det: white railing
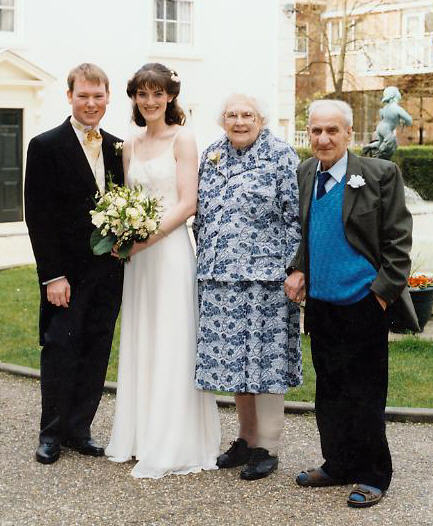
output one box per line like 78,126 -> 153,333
357,33 -> 433,75
294,131 -> 370,149
294,131 -> 310,148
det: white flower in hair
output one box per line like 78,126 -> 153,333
347,174 -> 366,188
170,70 -> 180,83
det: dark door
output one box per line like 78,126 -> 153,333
0,109 -> 23,222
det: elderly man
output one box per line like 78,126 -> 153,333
285,99 -> 417,507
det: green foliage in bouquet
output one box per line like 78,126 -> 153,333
89,178 -> 162,259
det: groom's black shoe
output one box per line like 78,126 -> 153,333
240,447 -> 278,480
217,438 -> 252,468
62,437 -> 104,457
36,441 -> 60,464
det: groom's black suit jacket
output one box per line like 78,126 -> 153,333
25,117 -> 124,344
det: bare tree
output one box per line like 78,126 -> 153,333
296,0 -> 383,98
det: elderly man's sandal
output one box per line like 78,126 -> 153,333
296,467 -> 340,487
347,484 -> 383,508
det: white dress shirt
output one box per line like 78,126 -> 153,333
314,151 -> 348,198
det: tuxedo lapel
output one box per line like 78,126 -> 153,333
101,130 -> 115,175
58,118 -> 99,195
343,151 -> 364,226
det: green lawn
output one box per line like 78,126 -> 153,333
1,265 -> 432,407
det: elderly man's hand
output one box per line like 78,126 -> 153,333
284,270 -> 305,303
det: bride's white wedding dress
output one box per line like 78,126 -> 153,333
105,132 -> 220,478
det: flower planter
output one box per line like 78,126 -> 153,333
409,288 -> 433,332
390,287 -> 433,333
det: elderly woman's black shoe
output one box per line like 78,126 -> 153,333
216,438 -> 252,468
240,447 -> 278,480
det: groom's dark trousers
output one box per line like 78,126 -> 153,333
25,118 -> 124,443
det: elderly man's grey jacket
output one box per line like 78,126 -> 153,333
292,150 -> 419,332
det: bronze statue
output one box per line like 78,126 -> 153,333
362,87 -> 412,160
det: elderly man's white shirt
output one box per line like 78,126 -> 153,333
315,151 -> 348,198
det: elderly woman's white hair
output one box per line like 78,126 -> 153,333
217,93 -> 270,127
308,99 -> 353,127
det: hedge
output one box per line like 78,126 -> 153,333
294,145 -> 433,200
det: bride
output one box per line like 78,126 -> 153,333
105,63 -> 220,478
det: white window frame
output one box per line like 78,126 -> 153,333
327,18 -> 358,54
148,0 -> 202,61
154,0 -> 193,45
295,23 -> 308,57
0,0 -> 23,47
403,11 -> 426,36
327,20 -> 342,54
0,0 -> 16,34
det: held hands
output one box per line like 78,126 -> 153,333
46,278 -> 71,308
111,231 -> 166,259
284,271 -> 306,303
111,240 -> 149,259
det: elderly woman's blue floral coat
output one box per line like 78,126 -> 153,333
193,129 -> 303,393
193,128 -> 301,280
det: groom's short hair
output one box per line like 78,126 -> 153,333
67,63 -> 109,93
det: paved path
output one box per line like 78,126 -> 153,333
1,372 -> 432,526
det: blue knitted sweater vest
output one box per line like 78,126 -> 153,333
308,176 -> 377,305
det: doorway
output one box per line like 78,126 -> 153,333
0,108 -> 23,222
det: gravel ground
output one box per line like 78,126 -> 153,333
1,372 -> 432,526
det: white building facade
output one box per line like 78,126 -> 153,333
0,0 -> 296,226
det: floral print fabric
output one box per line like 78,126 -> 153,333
195,280 -> 302,393
194,129 -> 302,394
193,128 -> 301,282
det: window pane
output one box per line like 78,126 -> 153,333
155,21 -> 164,42
179,22 -> 191,43
178,1 -> 192,22
166,0 -> 177,21
166,21 -> 176,42
155,0 -> 164,19
0,9 -> 14,31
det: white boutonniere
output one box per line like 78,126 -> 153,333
113,141 -> 123,157
207,150 -> 221,165
347,174 -> 366,188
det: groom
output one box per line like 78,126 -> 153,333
25,63 -> 124,464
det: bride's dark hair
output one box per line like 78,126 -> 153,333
127,63 -> 185,127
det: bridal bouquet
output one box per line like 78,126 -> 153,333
90,181 -> 162,259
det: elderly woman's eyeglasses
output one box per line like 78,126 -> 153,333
224,111 -> 256,124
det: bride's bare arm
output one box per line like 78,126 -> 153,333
129,128 -> 198,256
122,139 -> 132,184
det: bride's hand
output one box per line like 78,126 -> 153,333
111,244 -> 119,258
128,240 -> 147,257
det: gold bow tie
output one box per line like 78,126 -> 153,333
83,129 -> 103,150
85,129 -> 102,142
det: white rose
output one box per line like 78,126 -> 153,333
115,196 -> 127,208
144,218 -> 157,233
106,207 -> 119,218
91,211 -> 106,228
126,207 -> 139,218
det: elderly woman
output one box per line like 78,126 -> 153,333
193,93 -> 302,480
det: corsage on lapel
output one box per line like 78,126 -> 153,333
207,150 -> 221,165
113,141 -> 123,157
347,174 -> 366,189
